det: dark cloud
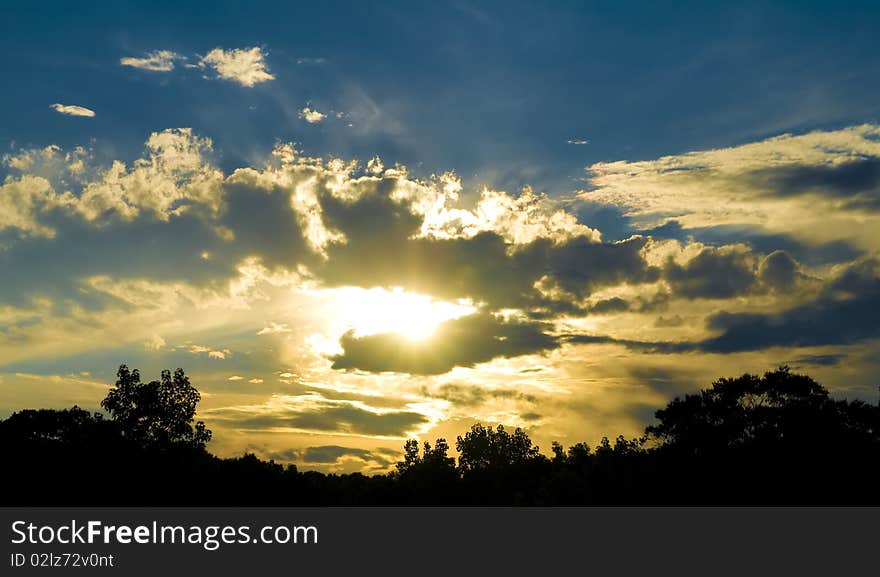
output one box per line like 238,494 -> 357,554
213,400 -> 430,437
577,201 -> 863,269
587,297 -> 630,314
0,174 -> 322,313
421,383 -> 537,407
302,445 -> 375,463
662,246 -> 807,300
792,354 -> 846,367
641,220 -> 861,267
758,250 -> 804,291
697,259 -> 879,352
3,158 -> 659,331
266,445 -> 398,467
747,158 -> 880,205
321,230 -> 535,309
265,448 -> 300,462
318,185 -> 659,314
518,235 -> 659,300
303,445 -> 398,468
219,178 -> 313,269
664,246 -> 758,299
569,259 -> 880,354
330,312 -> 559,374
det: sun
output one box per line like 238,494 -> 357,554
320,286 -> 476,341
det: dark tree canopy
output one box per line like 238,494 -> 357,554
101,365 -> 212,449
645,366 -> 879,454
0,406 -> 108,444
455,423 -> 541,472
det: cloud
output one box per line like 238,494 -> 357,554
186,345 -> 230,359
567,258 -> 880,355
0,133 -> 660,370
50,103 -> 95,117
421,383 -> 537,407
663,245 -> 759,299
81,128 -> 223,221
583,124 -> 880,253
7,121 -> 880,460
2,134 -> 635,321
207,394 -> 431,437
120,50 -> 181,72
330,312 -> 559,374
637,218 -> 860,267
144,334 -> 166,350
302,445 -> 374,463
792,354 -> 846,367
314,181 -> 654,315
567,139 -> 589,145
198,47 -> 274,87
3,126 -> 875,387
696,258 -> 880,352
299,107 -> 326,124
747,158 -> 880,203
227,375 -> 243,381
0,175 -> 59,237
257,322 -> 291,335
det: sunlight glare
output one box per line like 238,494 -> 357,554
321,287 -> 476,341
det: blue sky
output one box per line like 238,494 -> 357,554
4,1 -> 879,193
2,1 -> 880,471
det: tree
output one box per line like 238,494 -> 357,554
396,439 -> 422,474
645,366 -> 879,454
455,423 -> 540,473
395,438 -> 455,474
101,364 -> 212,449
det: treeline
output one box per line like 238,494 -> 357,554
1,366 -> 878,505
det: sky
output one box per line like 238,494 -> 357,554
2,0 -> 880,472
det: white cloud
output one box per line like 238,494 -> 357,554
50,103 -> 95,117
228,375 -> 244,381
299,107 -> 327,124
257,322 -> 292,335
0,175 -> 60,237
76,128 -> 223,221
198,47 -> 275,87
144,334 -> 166,350
582,124 -> 880,251
567,139 -> 589,145
184,344 -> 230,359
120,50 -> 182,72
248,378 -> 264,384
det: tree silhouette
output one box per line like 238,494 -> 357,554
101,364 -> 212,449
455,423 -> 541,472
645,366 -> 878,454
2,364 -> 878,505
